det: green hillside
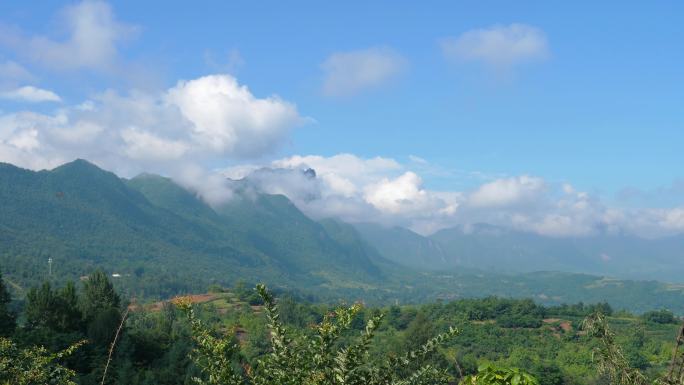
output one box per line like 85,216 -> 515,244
0,160 -> 385,298
2,159 -> 684,314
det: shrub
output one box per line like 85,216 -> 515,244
175,284 -> 462,385
0,337 -> 85,385
642,309 -> 679,325
461,364 -> 540,385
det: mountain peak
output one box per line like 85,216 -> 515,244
53,158 -> 103,173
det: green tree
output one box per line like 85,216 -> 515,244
25,282 -> 58,329
25,281 -> 83,333
0,273 -> 15,337
642,309 -> 678,324
81,270 -> 121,322
55,281 -> 83,332
0,337 -> 84,385
460,364 -> 540,385
176,284 -> 461,385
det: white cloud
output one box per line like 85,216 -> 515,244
1,0 -> 137,71
230,154 -> 460,233
408,155 -> 428,164
167,75 -> 302,157
220,154 -> 684,238
469,175 -> 546,207
364,172 -> 428,214
273,153 -> 401,185
0,73 -> 305,200
120,127 -> 189,160
0,86 -> 62,103
441,23 -> 549,71
321,47 -> 406,96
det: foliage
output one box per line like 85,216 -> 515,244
4,267 -> 684,385
5,160 -> 684,313
25,281 -> 82,332
176,284 -> 462,385
582,312 -> 684,385
0,337 -> 84,385
460,364 -> 540,385
0,273 -> 15,337
81,270 -> 121,321
642,310 -> 679,325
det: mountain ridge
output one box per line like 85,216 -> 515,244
2,159 -> 684,313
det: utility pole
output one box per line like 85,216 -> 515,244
48,257 -> 53,276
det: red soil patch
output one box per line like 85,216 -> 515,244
559,321 -> 572,332
543,318 -> 572,332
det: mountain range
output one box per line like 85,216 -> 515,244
2,159 -> 684,313
355,222 -> 684,282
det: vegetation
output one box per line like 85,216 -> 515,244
583,312 -> 684,384
4,268 -> 684,384
3,160 -> 684,314
0,337 -> 84,385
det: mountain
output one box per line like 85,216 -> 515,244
3,159 -> 684,313
0,160 -> 386,298
353,221 -> 684,282
352,223 -> 449,270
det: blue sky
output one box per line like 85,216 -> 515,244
1,1 -> 683,236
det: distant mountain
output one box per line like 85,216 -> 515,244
352,223 -> 449,270
353,221 -> 684,282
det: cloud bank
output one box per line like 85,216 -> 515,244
218,154 -> 684,239
0,73 -> 304,203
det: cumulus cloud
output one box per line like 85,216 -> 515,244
1,0 -> 137,71
167,75 -> 301,157
225,154 -> 462,233
0,73 -> 305,200
441,23 -> 549,71
469,175 -> 546,207
223,155 -> 684,239
321,47 -> 407,96
364,172 -> 428,214
0,86 -> 62,103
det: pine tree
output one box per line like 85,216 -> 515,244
25,281 -> 57,329
80,270 -> 121,322
0,272 -> 15,337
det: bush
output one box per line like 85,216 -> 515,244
0,337 -> 84,385
176,284 -> 462,385
641,309 -> 679,324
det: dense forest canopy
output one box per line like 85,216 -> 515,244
2,272 -> 684,384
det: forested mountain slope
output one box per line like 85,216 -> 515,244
0,160 -> 385,298
2,159 -> 684,313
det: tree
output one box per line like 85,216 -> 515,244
642,309 -> 678,324
175,284 -> 462,385
0,337 -> 84,385
55,281 -> 83,333
81,270 -> 121,322
0,273 -> 15,337
460,364 -> 540,385
25,282 -> 58,329
25,281 -> 83,333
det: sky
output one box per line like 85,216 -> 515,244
0,1 -> 683,237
